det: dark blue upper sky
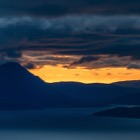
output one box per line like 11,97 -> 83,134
0,0 -> 140,16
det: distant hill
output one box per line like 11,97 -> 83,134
109,91 -> 140,106
93,107 -> 140,119
50,82 -> 140,107
113,80 -> 140,88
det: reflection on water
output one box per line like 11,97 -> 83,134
0,108 -> 139,140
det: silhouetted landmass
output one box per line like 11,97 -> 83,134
50,82 -> 140,107
0,62 -> 74,109
0,62 -> 140,110
109,92 -> 140,106
93,107 -> 140,119
113,80 -> 140,88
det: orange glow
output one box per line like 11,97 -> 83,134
29,65 -> 140,83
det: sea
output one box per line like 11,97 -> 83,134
0,107 -> 140,140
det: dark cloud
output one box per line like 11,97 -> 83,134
83,56 -> 131,69
71,56 -> 100,66
0,0 -> 140,17
58,45 -> 140,60
22,63 -> 36,69
127,63 -> 140,69
4,50 -> 22,58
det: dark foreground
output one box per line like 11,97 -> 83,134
0,108 -> 140,140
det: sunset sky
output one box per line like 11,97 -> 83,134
1,0 -> 140,83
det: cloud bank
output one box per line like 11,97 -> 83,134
0,0 -> 140,70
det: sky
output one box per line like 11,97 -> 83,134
1,0 -> 140,83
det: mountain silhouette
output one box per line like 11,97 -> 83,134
0,62 -> 71,109
113,80 -> 140,88
50,82 -> 140,107
0,62 -> 140,110
109,91 -> 140,106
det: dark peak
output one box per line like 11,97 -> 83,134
113,80 -> 140,89
113,80 -> 140,84
0,62 -> 22,69
0,62 -> 32,77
